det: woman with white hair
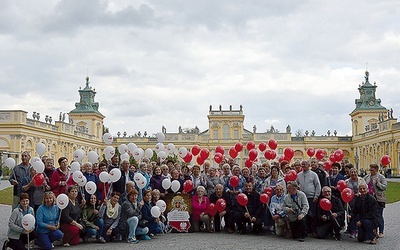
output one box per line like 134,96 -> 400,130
191,186 -> 211,232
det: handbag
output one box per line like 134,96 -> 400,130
138,219 -> 149,228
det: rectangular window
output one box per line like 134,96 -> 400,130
214,130 -> 218,139
234,130 -> 239,139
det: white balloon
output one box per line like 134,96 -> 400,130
178,147 -> 188,158
4,158 -> 15,169
157,151 -> 167,162
35,142 -> 46,157
166,143 -> 176,155
56,194 -> 69,210
30,157 -> 41,165
78,176 -> 87,187
120,152 -> 130,161
156,200 -> 167,212
70,162 -> 81,173
102,133 -> 113,145
104,146 -> 115,160
85,181 -> 97,195
118,144 -> 128,154
72,170 -> 84,183
162,178 -> 171,190
127,143 -> 137,154
134,173 -> 147,189
21,214 -> 35,231
132,148 -> 143,161
144,148 -> 154,159
73,149 -> 85,162
151,206 -> 161,218
171,180 -> 180,193
156,132 -> 165,143
109,168 -> 121,183
99,171 -> 110,183
32,161 -> 45,173
155,143 -> 165,153
87,151 -> 99,164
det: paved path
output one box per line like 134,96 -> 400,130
1,201 -> 399,250
1,179 -> 399,249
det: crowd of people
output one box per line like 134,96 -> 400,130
4,151 -> 388,249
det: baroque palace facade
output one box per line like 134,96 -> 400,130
0,72 -> 399,175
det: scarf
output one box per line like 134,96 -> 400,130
106,201 -> 120,220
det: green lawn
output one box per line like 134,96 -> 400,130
0,181 -> 399,205
0,186 -> 13,205
386,181 -> 400,204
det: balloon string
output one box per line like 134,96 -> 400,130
27,232 -> 30,250
329,210 -> 340,227
58,208 -> 62,224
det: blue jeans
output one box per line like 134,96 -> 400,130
357,219 -> 375,242
35,230 -> 64,250
377,206 -> 384,234
127,216 -> 149,239
85,218 -> 105,238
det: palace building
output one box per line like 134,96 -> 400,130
0,72 -> 398,175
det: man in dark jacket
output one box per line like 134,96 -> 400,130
233,181 -> 262,234
210,184 -> 233,233
349,182 -> 380,244
315,186 -> 345,240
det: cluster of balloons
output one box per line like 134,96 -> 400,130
207,198 -> 227,217
161,178 -> 181,193
150,197 -> 167,218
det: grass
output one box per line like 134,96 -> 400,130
0,186 -> 13,205
386,181 -> 400,204
0,182 -> 399,206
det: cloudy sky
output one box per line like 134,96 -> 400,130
1,0 -> 399,137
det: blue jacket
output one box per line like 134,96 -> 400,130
36,204 -> 60,234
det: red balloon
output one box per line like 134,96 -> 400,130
336,180 -> 347,192
33,173 -> 45,187
264,187 -> 274,197
329,154 -> 337,163
315,149 -> 326,160
246,141 -> 256,151
196,156 -> 205,165
258,142 -> 267,152
319,198 -> 332,211
237,193 -> 248,206
207,203 -> 218,217
216,198 -> 227,213
248,149 -> 258,161
183,180 -> 194,193
214,152 -> 224,164
264,150 -> 276,160
324,161 -> 333,171
260,193 -> 270,204
191,145 -> 201,156
306,148 -> 315,158
283,147 -> 295,160
268,139 -> 278,150
215,145 -> 225,155
199,148 -> 210,160
341,188 -> 354,203
229,176 -> 239,188
229,147 -> 238,159
334,149 -> 344,162
234,142 -> 243,152
278,155 -> 285,163
285,170 -> 298,182
245,158 -> 253,168
183,152 -> 193,163
381,155 -> 391,166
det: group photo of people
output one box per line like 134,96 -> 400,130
3,141 -> 388,249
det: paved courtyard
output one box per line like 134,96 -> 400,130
1,180 -> 399,249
